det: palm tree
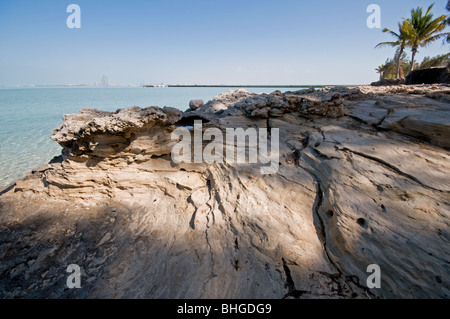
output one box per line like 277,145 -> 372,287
403,4 -> 449,73
447,0 -> 450,42
375,64 -> 386,80
376,21 -> 411,78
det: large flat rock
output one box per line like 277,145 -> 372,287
0,85 -> 449,299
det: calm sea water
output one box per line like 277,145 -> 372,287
0,86 -> 296,187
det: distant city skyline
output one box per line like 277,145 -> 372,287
0,0 -> 448,86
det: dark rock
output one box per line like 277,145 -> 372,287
406,67 -> 450,85
371,78 -> 406,86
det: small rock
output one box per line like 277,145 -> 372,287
189,99 -> 204,110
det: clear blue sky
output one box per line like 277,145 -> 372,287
0,0 -> 448,86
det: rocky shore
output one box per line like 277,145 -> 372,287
0,84 -> 449,299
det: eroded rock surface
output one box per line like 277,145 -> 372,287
0,85 -> 449,299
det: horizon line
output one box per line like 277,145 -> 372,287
0,83 -> 368,88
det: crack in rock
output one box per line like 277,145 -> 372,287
340,146 -> 446,193
281,258 -> 310,299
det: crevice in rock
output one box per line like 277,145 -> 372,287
347,112 -> 391,131
202,172 -> 217,273
175,115 -> 210,127
189,211 -> 196,230
282,258 -> 296,292
310,147 -> 339,161
375,108 -> 393,127
302,134 -> 310,149
281,258 -> 310,299
206,178 -> 212,193
310,177 -> 341,273
194,249 -> 201,261
347,114 -> 372,126
205,225 -> 215,271
318,127 -> 326,142
340,146 -> 445,193
213,193 -> 226,226
233,257 -> 240,271
317,271 -> 376,298
0,184 -> 16,197
300,159 -> 373,297
277,174 -> 315,193
292,149 -> 301,163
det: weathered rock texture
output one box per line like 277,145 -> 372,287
0,85 -> 449,299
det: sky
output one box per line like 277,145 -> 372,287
0,0 -> 449,86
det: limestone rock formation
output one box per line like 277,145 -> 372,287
0,85 -> 449,299
50,106 -> 182,160
186,88 -> 345,119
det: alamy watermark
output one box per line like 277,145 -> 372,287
66,264 -> 81,289
65,4 -> 381,30
366,264 -> 381,289
171,121 -> 280,175
367,4 -> 381,29
66,4 -> 81,29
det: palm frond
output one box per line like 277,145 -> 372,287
375,41 -> 399,48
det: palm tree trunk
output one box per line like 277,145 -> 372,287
409,48 -> 417,73
399,65 -> 404,78
396,46 -> 404,78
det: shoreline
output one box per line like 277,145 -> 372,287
2,84 -> 363,89
145,84 -> 336,88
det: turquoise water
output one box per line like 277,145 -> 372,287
0,86 -> 296,187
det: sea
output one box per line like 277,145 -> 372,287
0,86 -> 300,187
